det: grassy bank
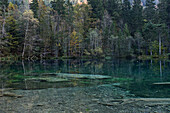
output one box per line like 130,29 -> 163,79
138,55 -> 169,60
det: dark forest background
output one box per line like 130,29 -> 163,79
0,0 -> 169,60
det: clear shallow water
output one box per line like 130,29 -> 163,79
0,59 -> 170,98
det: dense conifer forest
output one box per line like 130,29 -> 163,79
0,0 -> 169,60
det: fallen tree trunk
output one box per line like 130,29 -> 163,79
40,73 -> 112,79
0,92 -> 23,98
98,98 -> 170,106
0,88 -> 14,92
113,98 -> 170,101
153,82 -> 170,85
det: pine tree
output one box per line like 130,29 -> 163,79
124,24 -> 130,37
30,0 -> 39,18
131,0 -> 143,34
144,0 -> 157,23
157,0 -> 168,24
142,22 -> 158,55
21,10 -> 39,59
0,0 -> 9,38
167,0 -> 170,26
3,2 -> 20,55
88,0 -> 104,20
106,0 -> 120,21
167,0 -> 170,52
157,0 -> 169,55
0,0 -> 8,9
122,0 -> 131,27
38,0 -> 52,58
101,10 -> 113,54
51,0 -> 66,16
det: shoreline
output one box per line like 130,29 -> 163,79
0,55 -> 169,62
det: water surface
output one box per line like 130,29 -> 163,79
0,59 -> 170,98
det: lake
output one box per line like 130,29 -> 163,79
0,59 -> 170,98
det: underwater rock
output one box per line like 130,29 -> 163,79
26,77 -> 69,83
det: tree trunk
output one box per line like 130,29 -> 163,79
159,32 -> 161,55
160,60 -> 162,80
168,25 -> 170,53
150,48 -> 152,56
68,26 -> 71,57
22,21 -> 29,58
138,39 -> 140,55
2,5 -> 6,37
128,40 -> 131,53
53,15 -> 58,58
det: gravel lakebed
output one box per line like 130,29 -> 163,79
0,84 -> 170,113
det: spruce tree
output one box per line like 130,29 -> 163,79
51,0 -> 66,16
30,0 -> 39,18
167,0 -> 170,37
131,0 -> 143,34
157,0 -> 168,24
88,0 -> 104,20
0,0 -> 8,9
122,0 -> 131,25
167,0 -> 170,52
144,0 -> 157,23
5,3 -> 20,55
106,0 -> 120,21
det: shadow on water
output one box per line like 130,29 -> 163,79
0,59 -> 170,98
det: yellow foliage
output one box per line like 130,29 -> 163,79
23,10 -> 39,24
69,31 -> 82,56
8,2 -> 15,11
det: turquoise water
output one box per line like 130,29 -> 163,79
0,59 -> 170,98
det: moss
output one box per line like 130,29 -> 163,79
8,74 -> 34,83
61,56 -> 77,59
7,79 -> 21,83
13,74 -> 27,79
0,56 -> 21,61
105,77 -> 133,82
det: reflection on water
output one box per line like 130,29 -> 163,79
0,59 -> 170,98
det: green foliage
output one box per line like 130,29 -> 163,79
0,0 -> 169,59
124,24 -> 130,37
105,77 -> 133,82
30,0 -> 39,18
0,0 -> 8,9
130,0 -> 143,34
106,0 -> 120,20
144,0 -> 157,22
51,0 -> 66,16
88,0 -> 104,20
4,34 -> 18,54
122,0 -> 131,26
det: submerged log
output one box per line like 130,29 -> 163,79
42,73 -> 112,79
25,73 -> 111,79
153,82 -> 170,85
0,92 -> 23,98
26,77 -> 69,83
0,88 -> 14,92
114,98 -> 170,101
98,98 -> 170,106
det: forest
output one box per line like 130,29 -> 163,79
0,0 -> 169,60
